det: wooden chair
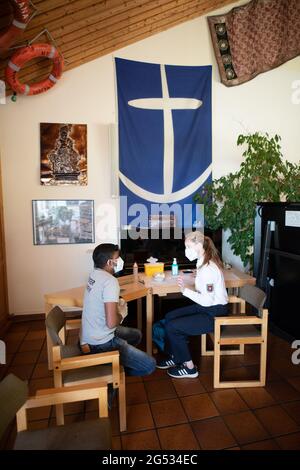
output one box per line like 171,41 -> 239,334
46,306 -> 126,432
201,294 -> 246,357
0,373 -> 111,450
213,285 -> 268,388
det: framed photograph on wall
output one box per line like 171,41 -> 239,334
40,123 -> 87,185
32,200 -> 94,245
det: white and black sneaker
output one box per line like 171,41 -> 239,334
156,358 -> 176,369
167,364 -> 198,378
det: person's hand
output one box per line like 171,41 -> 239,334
118,298 -> 128,322
177,276 -> 185,292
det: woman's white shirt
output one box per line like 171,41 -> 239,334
182,259 -> 228,307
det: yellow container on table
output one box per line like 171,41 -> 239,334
144,262 -> 164,277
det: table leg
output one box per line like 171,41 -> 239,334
146,289 -> 153,356
233,287 -> 239,314
234,287 -> 245,314
137,298 -> 142,331
45,302 -> 54,370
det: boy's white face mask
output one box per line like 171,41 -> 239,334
113,256 -> 124,273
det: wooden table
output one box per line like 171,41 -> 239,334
138,267 -> 255,354
44,268 -> 255,368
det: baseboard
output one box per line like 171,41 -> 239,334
10,313 -> 45,322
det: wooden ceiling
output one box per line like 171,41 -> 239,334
0,0 -> 238,95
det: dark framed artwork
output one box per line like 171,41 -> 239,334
40,123 -> 87,185
32,200 -> 94,245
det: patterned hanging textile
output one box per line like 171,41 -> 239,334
208,0 -> 300,86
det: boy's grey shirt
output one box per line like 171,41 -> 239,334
81,268 -> 120,345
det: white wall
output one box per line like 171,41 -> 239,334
0,0 -> 299,314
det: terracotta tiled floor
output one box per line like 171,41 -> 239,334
1,318 -> 300,450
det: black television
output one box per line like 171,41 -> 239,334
120,227 -> 222,274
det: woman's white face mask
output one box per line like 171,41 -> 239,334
113,256 -> 124,273
185,247 -> 198,261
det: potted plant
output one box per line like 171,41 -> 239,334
194,133 -> 300,269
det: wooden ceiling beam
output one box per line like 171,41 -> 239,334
12,0 -> 152,42
0,0 -> 191,75
52,0 -> 182,47
62,0 -> 224,62
1,0 -> 238,94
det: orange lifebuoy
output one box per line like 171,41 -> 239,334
0,0 -> 30,52
5,43 -> 64,95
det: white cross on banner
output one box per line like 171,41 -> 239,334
115,58 -> 212,228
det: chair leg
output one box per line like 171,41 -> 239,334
240,299 -> 246,314
137,298 -> 142,331
201,334 -> 213,356
55,405 -> 64,425
99,387 -> 108,418
213,320 -> 221,388
259,340 -> 267,386
54,371 -> 64,425
213,340 -> 221,389
118,371 -> 127,432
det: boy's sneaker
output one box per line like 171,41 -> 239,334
156,358 -> 176,369
167,364 -> 198,378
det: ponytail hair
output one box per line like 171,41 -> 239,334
202,236 -> 223,270
185,231 -> 223,270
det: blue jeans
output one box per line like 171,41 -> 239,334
88,326 -> 156,377
165,303 -> 228,364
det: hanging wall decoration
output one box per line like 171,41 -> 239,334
115,57 -> 212,228
208,0 -> 300,87
32,200 -> 94,245
40,123 -> 87,186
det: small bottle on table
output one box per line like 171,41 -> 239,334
133,262 -> 138,277
171,258 -> 178,276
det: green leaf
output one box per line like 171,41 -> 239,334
194,132 -> 300,269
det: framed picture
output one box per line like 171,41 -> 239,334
32,200 -> 94,245
40,123 -> 87,186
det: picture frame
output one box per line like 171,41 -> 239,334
40,123 -> 87,186
32,200 -> 94,245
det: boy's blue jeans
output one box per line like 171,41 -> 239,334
88,326 -> 156,377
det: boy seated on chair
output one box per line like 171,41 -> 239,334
80,243 -> 156,381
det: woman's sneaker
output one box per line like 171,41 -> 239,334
156,358 -> 176,369
167,364 -> 198,378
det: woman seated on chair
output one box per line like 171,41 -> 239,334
157,231 -> 228,378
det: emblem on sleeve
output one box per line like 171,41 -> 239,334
207,284 -> 214,292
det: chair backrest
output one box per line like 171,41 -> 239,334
239,285 -> 266,316
45,306 -> 66,346
0,374 -> 28,441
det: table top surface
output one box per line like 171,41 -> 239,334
45,268 -> 255,307
139,267 -> 255,289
